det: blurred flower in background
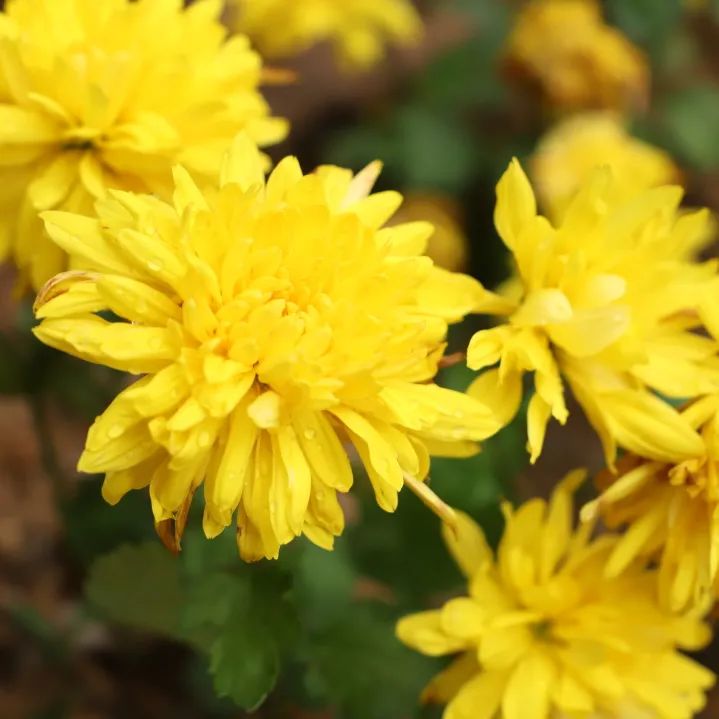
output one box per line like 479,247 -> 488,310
505,0 -> 649,112
530,113 -> 680,222
390,193 -> 469,271
228,0 -> 423,69
0,0 -> 287,291
398,473 -> 714,719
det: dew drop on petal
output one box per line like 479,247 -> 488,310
108,424 -> 125,439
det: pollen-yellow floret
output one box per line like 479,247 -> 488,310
32,135 -> 498,562
467,159 -> 719,464
397,473 -> 715,719
505,0 -> 649,112
531,113 -> 679,222
586,393 -> 719,613
0,0 -> 287,291
228,0 -> 422,69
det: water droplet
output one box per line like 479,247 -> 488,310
148,259 -> 164,272
108,424 -> 125,439
303,428 -> 317,441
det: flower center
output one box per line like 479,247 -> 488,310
532,619 -> 554,640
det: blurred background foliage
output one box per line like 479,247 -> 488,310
3,0 -> 719,717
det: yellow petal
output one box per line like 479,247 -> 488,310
276,424 -> 312,534
220,132 -> 266,191
511,288 -> 572,327
501,652 -> 555,719
396,611 -> 467,656
247,390 -> 282,429
172,165 -> 208,214
527,393 -> 552,463
418,267 -> 486,322
445,671 -> 507,719
467,326 -> 512,371
598,389 -> 704,462
442,510 -> 493,578
467,367 -> 523,432
421,652 -> 478,706
495,159 -> 537,251
96,274 -> 181,325
350,190 -> 403,229
34,318 -> 178,374
41,211 -> 136,275
34,277 -> 104,319
293,410 -> 353,492
204,400 -> 258,529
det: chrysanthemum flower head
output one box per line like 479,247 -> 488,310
397,473 -> 714,719
586,393 -> 719,613
0,0 -> 287,290
32,135 -> 498,561
505,0 -> 649,112
531,113 -> 679,222
228,0 -> 422,69
467,159 -> 719,463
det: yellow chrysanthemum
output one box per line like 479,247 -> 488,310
0,0 -> 287,291
585,393 -> 719,613
228,0 -> 422,69
32,135 -> 498,562
530,113 -> 679,222
505,0 -> 649,111
467,160 -> 719,464
397,473 -> 714,719
390,193 -> 469,272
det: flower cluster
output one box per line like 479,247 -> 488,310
467,159 -> 718,463
5,0 -> 719,715
586,393 -> 719,613
398,477 -> 714,719
228,0 -> 422,69
33,135 -> 496,560
505,0 -> 648,112
0,0 -> 287,290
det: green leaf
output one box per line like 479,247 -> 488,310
62,480 -> 153,567
181,557 -> 299,711
288,541 -> 355,629
305,603 -> 436,719
605,0 -> 682,57
327,105 -> 481,194
417,3 -> 511,111
657,84 -> 719,171
392,106 -> 480,192
85,541 -> 183,637
209,603 -> 280,711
